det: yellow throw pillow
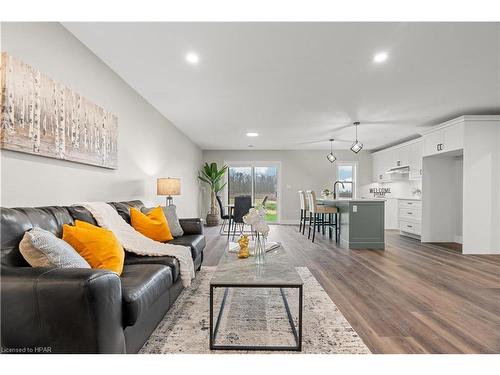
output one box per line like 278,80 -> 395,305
130,206 -> 173,242
62,220 -> 124,275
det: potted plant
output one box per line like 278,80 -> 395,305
198,162 -> 228,226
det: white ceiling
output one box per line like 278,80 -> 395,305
64,22 -> 500,151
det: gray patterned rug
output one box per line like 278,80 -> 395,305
140,266 -> 370,354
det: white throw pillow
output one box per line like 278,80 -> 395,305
19,227 -> 91,269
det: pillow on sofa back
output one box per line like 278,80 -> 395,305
19,227 -> 91,269
62,220 -> 125,275
141,205 -> 184,238
130,206 -> 174,242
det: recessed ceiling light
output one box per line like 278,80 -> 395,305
373,52 -> 388,63
185,52 -> 199,65
248,145 -> 255,148
246,132 -> 259,137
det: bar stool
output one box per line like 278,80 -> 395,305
305,190 -> 338,243
298,190 -> 309,235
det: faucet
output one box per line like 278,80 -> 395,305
333,181 -> 345,200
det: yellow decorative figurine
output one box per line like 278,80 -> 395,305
238,235 -> 250,258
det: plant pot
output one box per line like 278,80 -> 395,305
205,213 -> 220,227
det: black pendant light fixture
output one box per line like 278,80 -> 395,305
326,138 -> 337,163
350,121 -> 363,153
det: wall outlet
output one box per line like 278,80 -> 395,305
353,205 -> 358,213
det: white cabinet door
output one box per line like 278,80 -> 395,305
371,153 -> 381,182
423,130 -> 443,156
389,148 -> 399,169
372,151 -> 392,182
442,122 -> 464,152
409,141 -> 423,179
380,151 -> 392,181
423,123 -> 464,156
397,144 -> 410,167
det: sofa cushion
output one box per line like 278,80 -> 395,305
168,234 -> 205,261
142,205 -> 184,238
62,221 -> 125,275
130,207 -> 173,242
124,253 -> 180,283
120,264 -> 172,327
19,227 -> 90,269
108,201 -> 144,224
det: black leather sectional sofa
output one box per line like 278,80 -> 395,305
0,200 -> 205,353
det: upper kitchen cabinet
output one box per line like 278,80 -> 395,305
371,139 -> 422,182
422,118 -> 464,156
372,151 -> 389,182
408,140 -> 423,180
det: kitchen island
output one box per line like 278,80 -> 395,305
317,198 -> 385,250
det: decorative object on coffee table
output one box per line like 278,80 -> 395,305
157,177 -> 181,206
237,235 -> 250,258
0,53 -> 118,169
198,162 -> 228,227
243,207 -> 269,264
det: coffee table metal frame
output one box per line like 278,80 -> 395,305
209,282 -> 303,351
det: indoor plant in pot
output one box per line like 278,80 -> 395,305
198,162 -> 228,226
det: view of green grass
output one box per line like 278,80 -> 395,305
254,197 -> 277,222
263,200 -> 277,222
228,197 -> 278,222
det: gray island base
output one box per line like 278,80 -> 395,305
318,199 -> 385,250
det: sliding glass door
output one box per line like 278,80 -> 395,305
227,163 -> 280,222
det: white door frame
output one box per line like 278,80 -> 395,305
224,160 -> 282,224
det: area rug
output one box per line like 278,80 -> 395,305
140,266 -> 370,354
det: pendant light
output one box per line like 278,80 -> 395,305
326,138 -> 336,163
350,121 -> 363,153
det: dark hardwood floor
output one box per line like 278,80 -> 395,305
202,225 -> 500,354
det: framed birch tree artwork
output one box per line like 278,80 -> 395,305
0,52 -> 118,169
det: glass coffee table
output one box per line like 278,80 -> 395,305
209,247 -> 303,351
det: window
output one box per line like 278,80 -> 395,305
336,162 -> 357,198
227,163 -> 280,222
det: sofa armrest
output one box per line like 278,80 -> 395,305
179,218 -> 203,235
0,266 -> 125,353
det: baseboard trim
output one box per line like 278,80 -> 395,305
279,220 -> 300,225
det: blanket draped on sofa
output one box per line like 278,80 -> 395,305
79,202 -> 195,287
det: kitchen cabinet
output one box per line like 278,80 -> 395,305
423,121 -> 464,156
372,152 -> 387,182
394,146 -> 410,168
408,140 -> 423,179
399,199 -> 422,239
371,139 -> 422,182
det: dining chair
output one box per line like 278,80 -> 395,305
305,190 -> 338,243
216,195 -> 230,235
298,190 -> 309,235
230,195 -> 252,240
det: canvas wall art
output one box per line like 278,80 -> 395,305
0,52 -> 118,169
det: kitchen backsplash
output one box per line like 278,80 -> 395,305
360,180 -> 422,199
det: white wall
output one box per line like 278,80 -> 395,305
421,152 -> 463,243
202,149 -> 372,223
0,23 -> 202,216
463,120 -> 500,254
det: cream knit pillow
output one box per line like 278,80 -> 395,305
19,227 -> 91,268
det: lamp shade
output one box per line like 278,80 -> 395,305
157,178 -> 181,196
